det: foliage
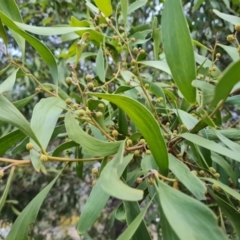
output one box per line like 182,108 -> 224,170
0,0 -> 240,239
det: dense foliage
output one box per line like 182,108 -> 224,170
0,0 -> 240,239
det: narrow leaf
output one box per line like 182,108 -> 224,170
0,94 -> 42,149
0,129 -> 25,156
65,111 -> 122,156
211,59 -> 240,107
155,179 -> 227,240
120,0 -> 128,26
0,11 -> 58,83
6,169 -> 63,240
213,9 -> 240,25
123,201 -> 151,240
181,133 -> 240,162
128,0 -> 147,14
0,68 -> 18,93
0,167 -> 15,212
117,199 -> 153,240
94,0 -> 113,16
162,0 -> 196,103
169,154 -> 206,200
139,60 -> 171,75
96,47 -> 105,82
30,97 -> 65,171
100,142 -> 143,201
90,93 -> 169,175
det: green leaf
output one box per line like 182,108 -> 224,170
181,133 -> 240,162
52,141 -> 79,157
123,201 -> 151,240
217,44 -> 239,61
169,154 -> 206,200
204,128 -> 240,141
117,199 -> 153,240
0,68 -> 18,93
211,152 -> 237,186
139,60 -> 171,75
96,47 -> 105,82
0,11 -> 58,83
77,151 -> 138,233
0,129 -> 25,156
152,17 -> 161,60
202,178 -> 240,201
128,0 -> 147,14
6,169 -> 63,240
192,80 -> 215,106
90,93 -> 169,175
162,0 -> 196,103
65,111 -> 122,156
209,189 -> 240,238
13,94 -> 37,110
77,178 -> 110,233
0,0 -> 22,22
0,167 -> 15,213
171,109 -> 198,130
14,22 -> 90,35
100,142 -> 143,201
94,0 -> 113,17
0,94 -> 42,149
211,59 -> 240,107
213,9 -> 240,25
155,179 -> 227,240
192,0 -> 205,11
120,0 -> 128,26
30,97 -> 65,171
0,18 -> 8,48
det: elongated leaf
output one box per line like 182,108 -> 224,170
209,189 -> 240,238
217,44 -> 239,61
90,93 -> 169,175
211,59 -> 240,107
211,152 -> 237,186
0,0 -> 24,52
30,97 -> 65,171
204,128 -> 240,141
152,17 -> 161,60
0,129 -> 25,156
139,60 -> 171,75
0,94 -> 41,148
169,154 -> 206,200
96,47 -> 105,82
65,111 -> 122,156
202,178 -> 240,201
0,18 -> 8,48
94,0 -> 113,16
77,179 -> 110,233
213,9 -> 240,25
0,167 -> 15,212
181,133 -> 240,162
0,68 -> 18,93
13,94 -> 37,110
162,0 -> 196,103
6,169 -> 63,240
213,129 -> 240,153
155,179 -> 227,240
14,22 -> 90,35
52,141 -> 79,157
192,80 -> 215,106
77,152 -> 135,234
121,0 -> 128,26
0,0 -> 22,22
123,201 -> 151,240
101,142 -> 143,201
128,0 -> 147,14
0,11 -> 58,83
117,199 -> 152,240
